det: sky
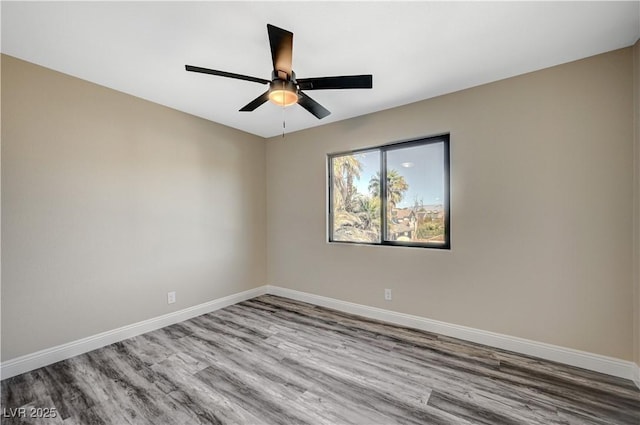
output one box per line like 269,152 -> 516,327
352,142 -> 445,208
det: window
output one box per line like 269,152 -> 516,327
328,134 -> 450,249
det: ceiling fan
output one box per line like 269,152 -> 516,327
185,24 -> 373,119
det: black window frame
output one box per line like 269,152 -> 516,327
328,134 -> 450,249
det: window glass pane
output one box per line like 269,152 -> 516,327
331,151 -> 381,243
385,142 -> 446,244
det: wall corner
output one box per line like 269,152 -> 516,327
633,38 -> 640,370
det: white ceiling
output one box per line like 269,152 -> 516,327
2,1 -> 639,138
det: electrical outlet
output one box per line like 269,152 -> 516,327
384,288 -> 392,301
167,291 -> 176,304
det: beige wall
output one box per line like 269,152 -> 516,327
267,48 -> 635,360
634,39 -> 640,368
1,55 -> 266,360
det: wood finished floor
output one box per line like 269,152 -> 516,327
1,295 -> 639,425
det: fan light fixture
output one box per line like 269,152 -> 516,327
268,80 -> 298,107
268,88 -> 298,106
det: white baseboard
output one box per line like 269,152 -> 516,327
0,286 -> 267,380
3,284 -> 638,388
266,285 -> 639,385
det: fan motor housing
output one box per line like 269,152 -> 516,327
269,78 -> 298,93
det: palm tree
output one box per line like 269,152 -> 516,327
368,169 -> 409,209
332,155 -> 363,212
369,169 -> 409,240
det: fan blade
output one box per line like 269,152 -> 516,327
297,75 -> 373,90
267,24 -> 293,78
239,90 -> 271,112
185,65 -> 269,85
298,92 -> 331,119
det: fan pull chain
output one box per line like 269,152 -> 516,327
282,80 -> 286,138
282,106 -> 286,138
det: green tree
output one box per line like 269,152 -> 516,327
333,155 -> 363,212
353,194 -> 380,232
368,169 -> 409,209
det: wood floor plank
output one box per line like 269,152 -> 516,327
2,295 -> 639,424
